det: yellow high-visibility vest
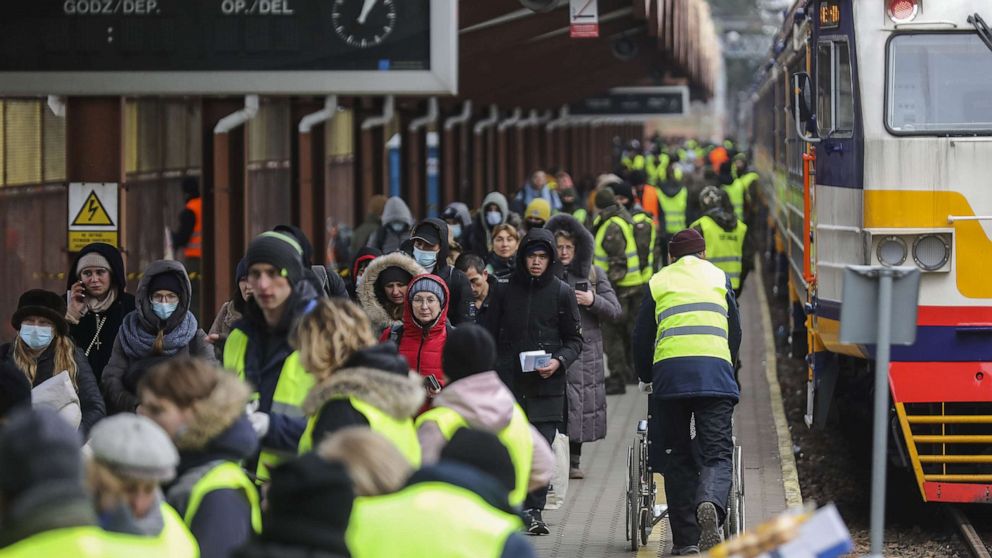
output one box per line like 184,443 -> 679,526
649,256 -> 732,365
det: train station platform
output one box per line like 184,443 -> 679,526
533,270 -> 802,556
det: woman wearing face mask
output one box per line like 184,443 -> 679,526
102,260 -> 216,414
357,252 -> 425,335
0,289 -> 106,433
207,257 -> 250,359
382,275 -> 451,393
486,224 -> 520,284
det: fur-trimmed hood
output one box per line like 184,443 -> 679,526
546,213 -> 594,279
176,372 -> 252,451
357,252 -> 426,331
303,366 -> 425,420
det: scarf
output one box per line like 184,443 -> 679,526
119,311 -> 198,360
85,289 -> 118,314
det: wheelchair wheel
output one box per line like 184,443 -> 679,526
627,443 -> 641,551
639,440 -> 654,546
724,445 -> 745,538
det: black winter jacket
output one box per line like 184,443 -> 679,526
483,229 -> 584,423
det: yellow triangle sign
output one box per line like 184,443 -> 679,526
72,191 -> 114,226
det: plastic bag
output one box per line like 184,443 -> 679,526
545,431 -> 570,510
32,371 -> 81,429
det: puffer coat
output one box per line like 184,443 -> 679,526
546,214 -> 622,443
380,274 -> 451,387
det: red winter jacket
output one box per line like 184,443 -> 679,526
379,274 -> 450,387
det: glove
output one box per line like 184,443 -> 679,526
248,412 -> 270,438
638,380 -> 653,394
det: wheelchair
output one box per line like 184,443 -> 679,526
625,409 -> 745,551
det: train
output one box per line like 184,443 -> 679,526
744,0 -> 992,503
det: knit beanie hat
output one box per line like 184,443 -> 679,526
246,231 -> 305,284
340,343 -> 410,377
594,188 -> 617,209
669,229 -> 706,260
610,181 -> 634,201
408,275 -> 446,309
88,414 -> 179,482
262,454 -> 354,556
76,252 -> 112,276
525,199 -> 551,222
0,361 -> 31,422
148,272 -> 184,297
442,325 -> 497,382
0,408 -> 84,501
440,429 -> 516,495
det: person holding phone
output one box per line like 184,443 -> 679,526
65,243 -> 137,384
546,214 -> 622,480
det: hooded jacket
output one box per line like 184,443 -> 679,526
403,218 -> 476,325
417,371 -> 554,491
65,243 -> 137,383
303,365 -> 425,451
545,214 -> 622,443
356,252 -> 426,335
101,261 -> 215,414
483,229 -> 584,423
165,373 -> 259,558
367,197 -> 413,254
442,202 -> 472,252
468,192 -> 512,255
381,274 -> 451,387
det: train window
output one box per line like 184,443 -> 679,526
816,39 -> 855,137
887,33 -> 992,134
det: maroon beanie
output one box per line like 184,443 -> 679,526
669,229 -> 706,259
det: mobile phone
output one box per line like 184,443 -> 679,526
424,375 -> 442,394
575,281 -> 589,292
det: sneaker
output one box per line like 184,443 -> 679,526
569,466 -> 584,479
696,502 -> 723,550
526,509 -> 550,536
671,545 -> 700,555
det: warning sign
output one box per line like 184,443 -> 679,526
68,183 -> 119,252
570,0 -> 599,39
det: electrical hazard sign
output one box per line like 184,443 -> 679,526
68,183 -> 119,252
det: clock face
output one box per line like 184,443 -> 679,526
332,0 -> 398,49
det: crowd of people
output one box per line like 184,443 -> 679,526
0,135 -> 761,557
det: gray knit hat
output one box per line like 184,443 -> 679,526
88,414 -> 179,482
408,275 -> 447,309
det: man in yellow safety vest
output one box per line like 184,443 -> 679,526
632,229 -> 742,554
690,187 -> 752,297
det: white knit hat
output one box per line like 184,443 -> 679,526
88,414 -> 178,482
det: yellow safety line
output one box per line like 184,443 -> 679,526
754,256 -> 804,507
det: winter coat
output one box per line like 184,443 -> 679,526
0,343 -> 105,434
208,300 -> 241,360
442,202 -> 473,253
417,371 -> 554,491
165,372 -> 259,558
546,214 -> 622,443
65,243 -> 137,383
367,197 -> 414,254
467,192 -> 511,255
402,218 -> 476,326
356,252 -> 426,335
486,251 -> 516,284
101,261 -> 215,414
381,274 -> 450,387
483,228 -> 584,423
303,363 -> 424,451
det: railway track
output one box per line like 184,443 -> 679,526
946,506 -> 992,558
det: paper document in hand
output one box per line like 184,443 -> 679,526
519,351 -> 552,372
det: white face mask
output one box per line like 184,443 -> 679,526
19,325 -> 54,351
486,211 -> 502,226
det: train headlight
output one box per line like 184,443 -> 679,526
876,236 -> 908,266
913,235 -> 950,271
887,0 -> 919,23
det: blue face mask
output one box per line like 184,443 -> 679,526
450,224 -> 463,239
152,301 -> 178,321
486,211 -> 502,226
413,247 -> 438,270
389,222 -> 407,233
19,325 -> 54,351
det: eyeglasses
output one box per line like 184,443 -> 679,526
152,293 -> 179,304
412,296 -> 439,307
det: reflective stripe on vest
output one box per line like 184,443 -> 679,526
184,461 -> 262,535
691,216 -> 747,290
722,180 -> 746,221
299,396 -> 422,467
593,215 -> 644,288
347,483 -> 523,558
658,188 -> 688,235
184,198 -> 203,259
416,404 -> 534,507
631,211 -> 657,282
649,256 -> 732,364
223,328 -> 314,482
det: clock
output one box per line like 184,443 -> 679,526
331,0 -> 398,49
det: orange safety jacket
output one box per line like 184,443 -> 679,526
185,198 -> 203,259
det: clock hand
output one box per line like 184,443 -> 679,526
357,0 -> 379,25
